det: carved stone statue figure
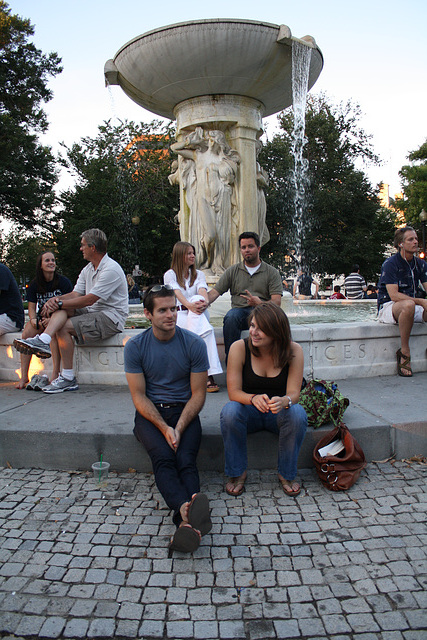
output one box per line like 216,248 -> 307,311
171,127 -> 240,276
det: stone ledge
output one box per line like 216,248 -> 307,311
1,321 -> 426,384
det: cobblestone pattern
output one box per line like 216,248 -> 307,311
0,461 -> 426,639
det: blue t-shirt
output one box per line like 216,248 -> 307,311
377,252 -> 427,308
0,264 -> 24,329
26,275 -> 73,315
124,326 -> 209,404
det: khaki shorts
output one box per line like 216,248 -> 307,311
378,300 -> 425,324
70,310 -> 121,344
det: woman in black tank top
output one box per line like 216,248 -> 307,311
220,302 -> 307,497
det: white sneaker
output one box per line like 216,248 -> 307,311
42,374 -> 79,394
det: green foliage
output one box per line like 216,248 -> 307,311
0,1 -> 62,229
2,230 -> 56,287
56,120 -> 179,283
260,94 -> 396,281
396,139 -> 427,227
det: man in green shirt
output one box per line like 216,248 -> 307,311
208,232 -> 282,358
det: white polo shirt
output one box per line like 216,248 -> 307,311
74,254 -> 128,329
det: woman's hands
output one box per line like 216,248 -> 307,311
187,299 -> 208,314
250,394 -> 290,414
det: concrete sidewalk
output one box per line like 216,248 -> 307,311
0,461 -> 426,639
1,374 -> 426,473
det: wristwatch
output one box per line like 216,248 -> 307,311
57,299 -> 63,309
285,395 -> 292,409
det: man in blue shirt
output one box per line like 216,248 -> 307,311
377,226 -> 427,377
124,284 -> 212,553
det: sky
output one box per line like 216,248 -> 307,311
8,0 -> 427,199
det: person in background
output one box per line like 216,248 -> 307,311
164,241 -> 222,393
344,264 -> 367,299
330,285 -> 346,300
207,232 -> 283,359
377,226 -> 427,377
0,264 -> 24,336
293,269 -> 319,299
16,252 -> 73,390
366,285 -> 378,299
127,275 -> 141,305
220,302 -> 307,497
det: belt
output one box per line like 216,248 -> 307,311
176,305 -> 188,312
154,402 -> 185,409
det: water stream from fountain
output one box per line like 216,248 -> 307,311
290,41 -> 312,265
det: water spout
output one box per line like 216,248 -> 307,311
290,40 -> 312,265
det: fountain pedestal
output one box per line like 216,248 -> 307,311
105,19 -> 323,276
174,95 -> 264,276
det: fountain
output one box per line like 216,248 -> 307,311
105,19 -> 323,278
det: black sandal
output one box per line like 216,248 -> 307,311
396,348 -> 413,377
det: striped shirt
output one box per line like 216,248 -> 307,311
344,272 -> 366,299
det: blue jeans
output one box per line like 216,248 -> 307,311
134,405 -> 201,526
220,401 -> 307,480
223,307 -> 252,357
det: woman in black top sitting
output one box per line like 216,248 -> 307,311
220,302 -> 307,496
16,252 -> 72,389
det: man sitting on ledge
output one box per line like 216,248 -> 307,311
124,284 -> 212,553
377,226 -> 427,377
207,231 -> 283,359
14,228 -> 128,393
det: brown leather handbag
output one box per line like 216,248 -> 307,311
313,422 -> 366,491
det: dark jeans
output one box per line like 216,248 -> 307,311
134,405 -> 201,527
223,307 -> 252,358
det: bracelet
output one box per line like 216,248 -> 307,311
250,394 -> 257,405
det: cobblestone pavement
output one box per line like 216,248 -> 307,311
0,461 -> 426,640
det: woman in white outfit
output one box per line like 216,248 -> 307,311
164,241 -> 223,392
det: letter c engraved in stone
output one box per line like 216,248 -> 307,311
325,345 -> 336,360
98,351 -> 109,366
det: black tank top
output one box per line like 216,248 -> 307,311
242,339 -> 289,397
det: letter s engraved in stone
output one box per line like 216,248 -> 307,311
359,343 -> 365,359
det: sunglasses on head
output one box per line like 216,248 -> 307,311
150,284 -> 174,293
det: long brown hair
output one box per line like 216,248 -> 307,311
248,302 -> 292,368
170,241 -> 197,288
33,251 -> 59,294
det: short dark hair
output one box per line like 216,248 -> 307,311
333,285 -> 341,292
394,226 -> 416,249
143,284 -> 175,314
352,264 -> 360,273
239,231 -> 260,247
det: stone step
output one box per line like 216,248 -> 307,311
1,375 -> 426,474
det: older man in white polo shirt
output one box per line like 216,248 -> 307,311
14,229 -> 128,393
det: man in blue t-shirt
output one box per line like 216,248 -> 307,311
124,284 -> 212,553
377,226 -> 427,377
0,264 -> 24,335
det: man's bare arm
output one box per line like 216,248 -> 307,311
125,371 -> 178,450
174,370 -> 207,445
207,288 -> 220,304
386,283 -> 427,310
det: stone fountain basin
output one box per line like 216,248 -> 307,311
106,19 -> 323,119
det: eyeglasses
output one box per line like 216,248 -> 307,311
150,284 -> 174,293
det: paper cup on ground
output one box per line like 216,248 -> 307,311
92,461 -> 110,486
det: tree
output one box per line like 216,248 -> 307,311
0,1 -> 62,229
56,120 -> 179,283
396,140 -> 427,227
2,230 -> 55,288
260,94 -> 396,281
